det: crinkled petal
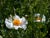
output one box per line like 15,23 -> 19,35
42,15 -> 46,22
21,17 -> 28,25
26,21 -> 28,24
13,14 -> 20,20
35,13 -> 40,16
13,25 -> 22,30
5,19 -> 13,29
8,17 -> 12,22
21,25 -> 27,30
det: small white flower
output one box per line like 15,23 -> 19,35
34,13 -> 46,23
5,14 -> 28,30
34,13 -> 41,22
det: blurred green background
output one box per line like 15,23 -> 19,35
0,0 -> 50,38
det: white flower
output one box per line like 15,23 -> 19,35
34,13 -> 41,22
5,14 -> 28,30
34,13 -> 46,23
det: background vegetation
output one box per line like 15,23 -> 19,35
0,0 -> 50,38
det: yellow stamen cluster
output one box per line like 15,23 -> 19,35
36,17 -> 41,20
13,19 -> 22,26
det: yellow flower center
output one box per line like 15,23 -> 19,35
13,19 -> 22,26
36,17 -> 41,20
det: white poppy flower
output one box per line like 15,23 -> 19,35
34,13 -> 46,23
5,14 -> 28,30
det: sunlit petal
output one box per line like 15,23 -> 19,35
21,25 -> 27,30
5,19 -> 13,29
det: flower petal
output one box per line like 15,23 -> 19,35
21,17 -> 28,25
13,14 -> 20,20
21,25 -> 27,30
42,15 -> 46,22
5,19 -> 13,29
13,25 -> 22,30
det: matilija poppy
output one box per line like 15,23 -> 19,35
5,14 -> 28,30
33,13 -> 46,23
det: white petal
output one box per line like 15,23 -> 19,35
8,17 -> 12,22
13,14 -> 20,19
26,21 -> 28,24
21,17 -> 28,24
5,19 -> 13,29
21,25 -> 27,30
42,15 -> 46,22
13,25 -> 22,30
36,20 -> 41,22
35,13 -> 40,16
